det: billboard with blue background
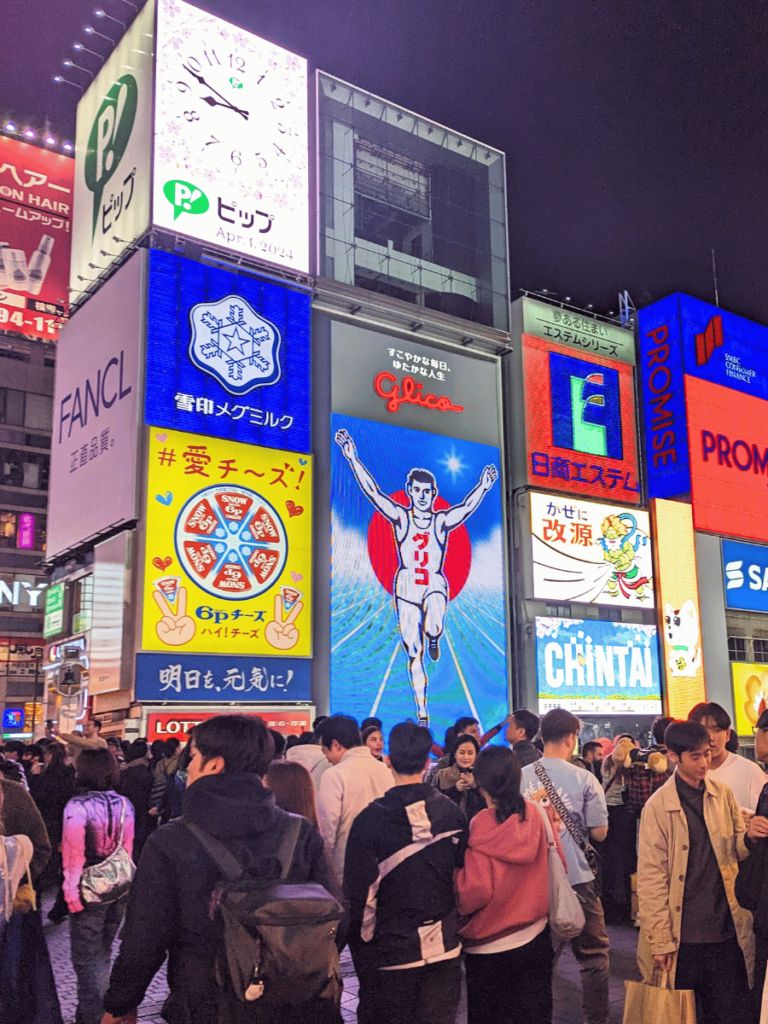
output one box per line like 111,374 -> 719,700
135,652 -> 310,703
722,539 -> 768,613
535,616 -> 662,715
330,412 -> 508,741
145,249 -> 311,452
639,292 -> 768,499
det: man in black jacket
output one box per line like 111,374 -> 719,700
101,715 -> 336,1024
344,721 -> 467,1024
505,708 -> 542,768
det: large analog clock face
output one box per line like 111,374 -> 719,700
154,0 -> 309,273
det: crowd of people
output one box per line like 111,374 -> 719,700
1,700 -> 768,1024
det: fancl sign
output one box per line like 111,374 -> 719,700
722,539 -> 768,613
535,616 -> 662,715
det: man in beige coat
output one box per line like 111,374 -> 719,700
637,720 -> 759,1023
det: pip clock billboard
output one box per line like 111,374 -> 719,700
522,334 -> 641,504
153,0 -> 308,273
141,428 -> 311,657
145,249 -> 310,451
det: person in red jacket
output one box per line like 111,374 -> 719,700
455,746 -> 564,1024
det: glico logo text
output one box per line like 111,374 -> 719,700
373,372 -> 464,414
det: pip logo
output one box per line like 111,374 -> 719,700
549,352 -> 623,459
188,295 -> 281,396
695,315 -> 724,366
725,560 -> 744,590
84,74 -> 138,239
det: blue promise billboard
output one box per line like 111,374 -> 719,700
145,249 -> 311,452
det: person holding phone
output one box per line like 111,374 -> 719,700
436,733 -> 485,820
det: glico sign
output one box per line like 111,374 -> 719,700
373,372 -> 465,415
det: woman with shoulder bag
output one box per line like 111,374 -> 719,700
455,746 -> 566,1024
62,748 -> 135,1024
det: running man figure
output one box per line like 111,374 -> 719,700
335,428 -> 498,725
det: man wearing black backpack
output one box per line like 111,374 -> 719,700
344,721 -> 468,1024
101,714 -> 341,1024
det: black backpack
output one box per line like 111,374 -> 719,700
186,814 -> 343,1014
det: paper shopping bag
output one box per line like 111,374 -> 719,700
623,976 -> 696,1024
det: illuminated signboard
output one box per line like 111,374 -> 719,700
722,539 -> 768,613
141,427 -> 312,657
48,251 -> 143,559
70,0 -> 154,300
639,293 -> 768,499
145,707 -> 312,742
145,250 -> 310,451
530,493 -> 654,607
17,513 -> 35,550
686,375 -> 768,542
43,582 -> 65,638
520,296 -> 635,364
2,708 -> 24,731
535,616 -> 662,715
522,334 -> 641,504
0,136 -> 73,341
135,652 -> 310,702
330,320 -> 501,446
651,498 -> 706,718
153,0 -> 308,274
330,412 -> 508,739
731,662 -> 768,738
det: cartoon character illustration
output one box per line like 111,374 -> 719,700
741,670 -> 768,727
599,513 -> 649,601
265,593 -> 304,651
664,599 -> 702,676
153,586 -> 196,646
334,428 -> 497,725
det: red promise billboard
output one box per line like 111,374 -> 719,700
0,137 -> 74,341
686,375 -> 768,542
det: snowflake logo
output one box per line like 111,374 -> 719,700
188,295 -> 281,395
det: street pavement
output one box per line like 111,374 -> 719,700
43,891 -> 641,1024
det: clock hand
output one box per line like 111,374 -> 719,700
201,95 -> 249,120
182,63 -> 249,118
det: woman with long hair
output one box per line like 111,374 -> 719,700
362,726 -> 384,761
62,748 -> 134,1024
455,746 -> 564,1024
436,732 -> 485,820
266,760 -> 319,828
29,741 -> 75,923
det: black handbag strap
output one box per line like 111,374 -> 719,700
534,760 -> 598,875
185,813 -> 303,882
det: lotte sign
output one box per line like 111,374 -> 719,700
146,708 -> 312,742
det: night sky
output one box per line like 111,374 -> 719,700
3,0 -> 767,323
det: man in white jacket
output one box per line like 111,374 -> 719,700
285,729 -> 331,792
316,715 -> 393,882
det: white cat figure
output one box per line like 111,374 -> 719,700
665,599 -> 702,677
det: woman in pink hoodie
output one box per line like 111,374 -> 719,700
455,746 -> 565,1024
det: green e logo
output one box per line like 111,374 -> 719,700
84,74 -> 138,239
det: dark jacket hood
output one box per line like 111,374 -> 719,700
182,772 -> 282,841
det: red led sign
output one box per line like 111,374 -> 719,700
686,375 -> 768,542
522,334 -> 641,504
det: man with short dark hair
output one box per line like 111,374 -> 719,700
580,741 -> 604,779
58,717 -> 108,752
344,723 -> 467,1024
102,715 -> 335,1024
505,708 -> 542,767
521,708 -> 610,1024
688,701 -> 766,811
637,720 -> 756,1024
316,715 -> 393,881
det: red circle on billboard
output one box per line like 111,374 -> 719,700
366,490 -> 472,599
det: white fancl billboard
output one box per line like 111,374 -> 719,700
48,251 -> 145,558
70,0 -> 154,301
152,0 -> 309,274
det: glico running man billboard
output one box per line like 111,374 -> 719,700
330,413 -> 507,737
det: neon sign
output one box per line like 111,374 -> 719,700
374,372 -> 465,414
